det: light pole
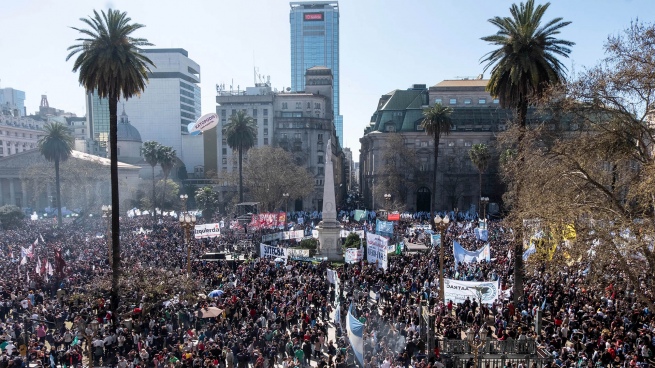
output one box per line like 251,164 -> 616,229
434,215 -> 450,302
179,213 -> 197,276
180,194 -> 188,213
480,197 -> 489,220
466,328 -> 487,368
282,193 -> 290,214
101,205 -> 112,266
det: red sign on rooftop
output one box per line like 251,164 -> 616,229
304,13 -> 323,21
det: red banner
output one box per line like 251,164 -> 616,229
250,212 -> 287,229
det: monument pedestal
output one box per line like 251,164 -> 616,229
317,224 -> 343,261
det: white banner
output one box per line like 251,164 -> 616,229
443,278 -> 500,305
260,243 -> 286,258
312,230 -> 319,239
366,233 -> 388,271
283,230 -> 304,240
345,248 -> 364,264
194,223 -> 221,239
340,229 -> 365,238
453,241 -> 491,265
286,248 -> 310,257
327,268 -> 337,284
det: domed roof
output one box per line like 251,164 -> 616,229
117,107 -> 142,143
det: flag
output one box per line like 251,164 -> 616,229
20,247 -> 28,265
40,234 -> 45,243
36,257 -> 42,276
33,238 -> 38,246
40,258 -> 47,276
55,249 -> 66,274
326,269 -> 337,284
522,243 -> 537,261
46,261 -> 54,276
346,304 -> 364,367
333,302 -> 341,326
541,298 -> 547,310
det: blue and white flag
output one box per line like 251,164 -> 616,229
522,243 -> 537,261
474,228 -> 488,241
453,241 -> 490,265
346,304 -> 364,367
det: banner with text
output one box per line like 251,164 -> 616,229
340,229 -> 365,238
431,234 -> 441,247
194,223 -> 221,239
345,248 -> 364,264
453,241 -> 491,265
260,243 -> 286,258
444,278 -> 500,305
366,233 -> 388,271
250,212 -> 287,229
375,220 -> 394,236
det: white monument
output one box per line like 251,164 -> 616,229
317,139 -> 343,261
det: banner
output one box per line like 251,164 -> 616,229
283,230 -> 304,240
453,241 -> 490,265
366,233 -> 388,271
250,212 -> 287,229
375,220 -> 394,236
286,248 -> 310,258
444,278 -> 500,305
522,243 -> 536,261
431,234 -> 441,247
345,248 -> 364,264
354,210 -> 367,222
194,223 -> 221,239
327,268 -> 337,284
387,212 -> 400,221
312,230 -> 319,239
260,243 -> 286,258
346,304 -> 365,367
340,229 -> 365,238
474,228 -> 488,241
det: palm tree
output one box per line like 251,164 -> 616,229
468,143 -> 491,213
141,141 -> 160,217
421,103 -> 453,213
224,110 -> 257,203
481,0 -> 573,302
157,145 -> 177,210
67,9 -> 154,320
38,122 -> 74,227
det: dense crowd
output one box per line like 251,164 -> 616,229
0,210 -> 653,368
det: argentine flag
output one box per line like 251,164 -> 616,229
346,304 -> 365,367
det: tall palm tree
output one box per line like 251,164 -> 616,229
67,9 -> 154,320
225,110 -> 257,203
38,122 -> 74,227
468,143 -> 491,213
141,141 -> 160,217
481,0 -> 573,302
421,103 -> 453,213
157,145 -> 177,210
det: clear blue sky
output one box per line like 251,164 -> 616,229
0,0 -> 649,157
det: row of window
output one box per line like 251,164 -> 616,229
220,109 -> 270,118
0,131 -> 34,138
281,102 -> 321,110
435,98 -> 500,105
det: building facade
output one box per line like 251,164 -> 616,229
0,116 -> 43,158
0,88 -> 26,117
87,48 -> 203,171
359,78 -> 511,214
205,67 -> 344,211
290,1 -> 343,147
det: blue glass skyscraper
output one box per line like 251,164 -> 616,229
290,1 -> 342,147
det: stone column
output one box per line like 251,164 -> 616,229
9,179 -> 15,206
0,179 -> 4,205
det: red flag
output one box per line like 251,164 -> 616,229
55,249 -> 66,274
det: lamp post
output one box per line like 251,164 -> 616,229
433,215 -> 450,302
282,193 -> 290,214
179,213 -> 197,276
466,328 -> 486,368
480,197 -> 489,220
180,194 -> 188,213
101,205 -> 112,266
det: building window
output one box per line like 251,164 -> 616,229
294,133 -> 301,140
493,99 -> 500,104
263,109 -> 268,116
222,158 -> 227,164
385,124 -> 396,132
252,109 -> 258,117
449,98 -> 457,105
263,118 -> 268,126
221,110 -> 226,117
318,167 -> 324,175
231,109 -> 236,116
448,141 -> 455,147
222,148 -> 227,155
464,141 -> 472,147
464,99 -> 472,105
318,133 -> 323,142
435,98 -> 442,104
315,103 -> 321,109
264,138 -> 269,145
478,99 -> 486,104
282,103 -> 288,110
295,102 -> 302,109
420,141 -> 428,147
307,102 -> 311,109
318,155 -> 324,164
264,128 -> 268,136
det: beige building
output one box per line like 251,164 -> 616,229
0,115 -> 44,158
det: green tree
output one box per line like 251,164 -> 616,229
299,238 -> 318,256
421,103 -> 453,212
67,8 -> 154,320
225,110 -> 257,203
343,232 -> 361,249
481,0 -> 573,302
141,141 -> 160,218
157,145 -> 177,211
195,186 -> 220,219
468,143 -> 491,212
38,122 -> 74,227
0,205 -> 24,230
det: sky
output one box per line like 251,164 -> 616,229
1,0 -> 651,158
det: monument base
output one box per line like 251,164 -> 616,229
317,225 -> 343,262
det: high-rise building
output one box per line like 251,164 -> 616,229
87,48 -> 203,170
289,1 -> 342,147
0,88 -> 26,117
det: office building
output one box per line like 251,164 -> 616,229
289,1 -> 343,147
0,88 -> 26,117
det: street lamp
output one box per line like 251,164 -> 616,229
480,197 -> 489,220
180,194 -> 189,213
433,215 -> 450,302
282,193 -> 290,214
179,213 -> 197,276
466,328 -> 486,368
101,205 -> 112,266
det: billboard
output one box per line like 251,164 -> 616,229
304,12 -> 324,21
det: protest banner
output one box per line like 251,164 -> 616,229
345,248 -> 364,264
194,223 -> 220,239
443,278 -> 500,305
452,241 -> 491,265
366,233 -> 388,271
259,243 -> 286,258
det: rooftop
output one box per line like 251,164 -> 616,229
432,79 -> 489,88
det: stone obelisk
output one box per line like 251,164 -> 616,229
317,139 -> 343,261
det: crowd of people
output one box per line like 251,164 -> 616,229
0,209 -> 652,368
